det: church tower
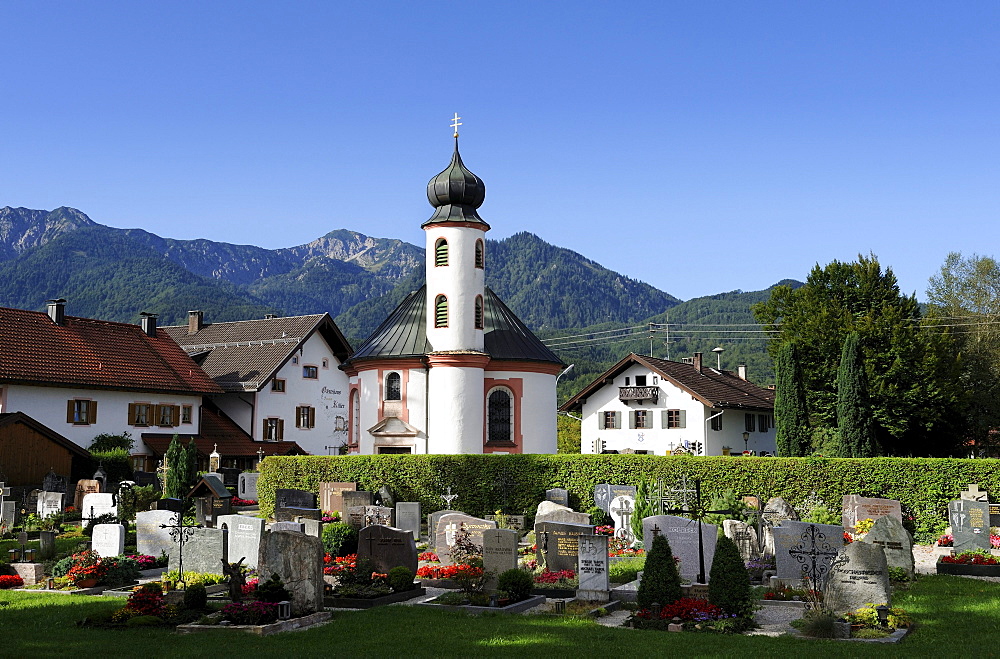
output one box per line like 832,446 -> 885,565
423,116 -> 490,453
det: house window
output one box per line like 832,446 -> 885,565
263,418 -> 284,441
711,414 -> 723,431
487,387 -> 514,444
635,375 -> 647,387
475,239 -> 484,269
600,411 -> 620,430
653,376 -> 658,385
67,399 -> 96,425
157,404 -> 179,427
303,365 -> 318,379
474,296 -> 484,330
296,406 -> 316,429
435,295 -> 448,328
181,405 -> 193,424
663,409 -> 686,429
745,413 -> 756,433
758,414 -> 772,432
624,377 -> 630,386
271,378 -> 286,392
631,410 -> 652,429
292,356 -> 298,364
322,358 -> 329,369
385,372 -> 401,401
435,238 -> 449,266
129,403 -> 151,426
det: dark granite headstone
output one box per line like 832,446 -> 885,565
950,499 -> 991,552
358,525 -> 418,576
132,471 -> 161,491
536,521 -> 593,572
594,484 -> 637,514
275,488 -> 316,509
276,506 -> 321,522
43,470 -> 68,493
154,498 -> 184,512
643,515 -> 718,584
347,506 -> 366,530
545,488 -> 569,507
218,467 -> 241,490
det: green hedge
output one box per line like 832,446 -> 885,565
258,455 -> 1000,536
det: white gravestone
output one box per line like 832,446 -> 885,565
81,493 -> 117,521
609,495 -> 636,544
577,534 -> 610,602
37,492 -> 63,518
92,523 -> 125,558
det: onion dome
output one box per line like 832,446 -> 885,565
423,138 -> 490,228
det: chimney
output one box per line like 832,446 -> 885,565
47,299 -> 66,326
693,352 -> 702,373
737,364 -> 747,380
188,310 -> 204,335
140,312 -> 158,337
264,313 -> 277,320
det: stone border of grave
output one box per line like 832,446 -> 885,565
936,560 -> 1000,577
416,594 -> 546,615
176,611 -> 332,636
786,623 -> 914,644
416,578 -> 459,589
532,599 -> 621,619
101,583 -> 228,598
324,587 -> 427,609
758,599 -> 808,610
13,584 -> 110,596
531,587 -> 578,598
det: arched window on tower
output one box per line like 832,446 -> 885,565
487,387 -> 514,444
385,372 -> 401,401
435,295 -> 448,328
475,239 -> 484,269
474,295 -> 484,330
435,238 -> 449,267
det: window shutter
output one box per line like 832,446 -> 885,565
277,418 -> 284,440
67,400 -> 75,423
128,403 -> 136,424
90,401 -> 97,424
598,414 -> 605,430
309,407 -> 315,427
629,411 -> 636,429
171,405 -> 180,426
263,418 -> 269,439
678,410 -> 686,428
613,412 -> 621,429
295,407 -> 302,428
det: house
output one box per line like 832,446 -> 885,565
0,301 -> 222,472
162,311 -> 353,455
0,412 -> 92,486
340,132 -> 564,454
560,352 -> 777,456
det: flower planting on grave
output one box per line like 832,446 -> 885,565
81,581 -> 218,629
0,574 -> 24,589
161,571 -> 226,587
630,598 -> 738,631
418,551 -> 439,562
533,569 -> 577,589
760,585 -> 821,601
940,550 -> 1000,565
426,527 -> 500,607
329,555 -> 396,599
323,553 -> 356,576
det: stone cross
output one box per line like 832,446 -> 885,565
665,479 -> 733,584
961,484 -> 989,502
444,521 -> 458,547
610,497 -> 635,543
440,486 -> 458,508
788,524 -> 843,588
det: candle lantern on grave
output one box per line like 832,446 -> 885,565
209,444 -> 221,474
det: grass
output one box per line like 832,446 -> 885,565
1,574 -> 998,657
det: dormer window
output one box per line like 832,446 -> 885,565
435,238 -> 449,267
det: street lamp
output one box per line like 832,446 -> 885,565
742,431 -> 751,454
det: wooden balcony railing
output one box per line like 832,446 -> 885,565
618,386 -> 659,403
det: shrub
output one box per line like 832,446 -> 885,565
221,601 -> 278,625
89,432 -> 134,453
183,583 -> 208,610
117,485 -> 161,523
163,571 -> 226,587
88,448 -> 133,485
708,535 -> 754,619
496,568 -> 533,602
101,556 -> 140,587
636,534 -> 682,609
255,574 -> 291,603
387,566 -> 415,592
83,513 -> 119,537
321,522 -> 358,556
799,608 -> 838,638
703,489 -> 753,528
609,556 -> 645,584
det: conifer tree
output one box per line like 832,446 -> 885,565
164,434 -> 185,499
774,341 -> 810,456
181,438 -> 199,492
636,534 -> 682,609
837,332 -> 878,457
708,535 -> 754,619
631,479 -> 654,542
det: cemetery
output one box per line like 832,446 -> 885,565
3,452 -> 1000,653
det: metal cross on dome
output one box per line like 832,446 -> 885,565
451,113 -> 462,137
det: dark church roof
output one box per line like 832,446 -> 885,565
346,286 -> 561,366
422,138 -> 490,228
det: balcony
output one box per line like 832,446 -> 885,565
618,386 -> 659,404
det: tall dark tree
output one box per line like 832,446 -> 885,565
164,434 -> 185,499
182,439 -> 199,493
774,341 -> 810,456
837,332 -> 878,457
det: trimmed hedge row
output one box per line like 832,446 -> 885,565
258,455 -> 1000,539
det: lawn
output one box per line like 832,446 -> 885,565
1,575 -> 997,657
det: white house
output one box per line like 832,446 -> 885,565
340,133 -> 564,454
561,352 -> 777,456
162,311 -> 353,456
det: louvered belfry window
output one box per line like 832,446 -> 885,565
435,295 -> 448,327
475,295 -> 484,329
475,239 -> 484,269
435,238 -> 449,266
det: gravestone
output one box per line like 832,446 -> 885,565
37,491 -> 63,518
395,502 -> 421,540
346,507 -> 366,530
772,521 -> 844,585
238,473 -> 260,501
258,530 -> 324,615
0,482 -> 14,528
723,519 -> 760,563
168,527 -> 226,574
218,514 -> 265,569
300,518 -> 324,538
960,484 -> 989,502
92,523 -> 126,558
270,521 -> 305,533
435,513 -> 497,565
358,525 -> 418,576
376,485 -> 395,508
24,489 -> 41,517
535,500 -> 590,526
274,488 -> 316,521
278,507 -> 321,522
577,534 -> 610,601
545,488 -> 570,507
343,491 -> 373,528
136,510 -> 179,559
536,521 -> 593,573
43,470 -> 68,493
482,528 -> 519,589
823,541 -> 891,615
643,515 -> 717,584
319,481 -> 355,515
485,514 -> 526,531
949,499 -> 991,553
609,494 -> 636,543
862,515 -> 915,578
81,492 -> 117,521
594,484 -> 637,514
428,509 -> 461,550
132,471 -> 161,491
364,505 -> 393,528
73,479 -> 101,510
841,495 -> 903,533
218,467 -> 241,491
38,531 -> 56,560
762,497 -> 798,526
154,498 -> 184,512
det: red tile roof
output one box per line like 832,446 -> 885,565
140,406 -> 306,458
0,307 -> 222,395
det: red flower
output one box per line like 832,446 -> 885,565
0,575 -> 24,589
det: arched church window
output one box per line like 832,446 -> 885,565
474,296 -> 484,330
385,372 -> 401,401
435,238 -> 449,267
487,387 -> 513,444
475,239 -> 484,269
435,295 -> 448,328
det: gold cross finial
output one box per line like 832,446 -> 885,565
450,112 -> 462,138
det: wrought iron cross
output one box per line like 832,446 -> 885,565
788,524 -> 842,588
665,479 -> 733,584
161,516 -> 202,588
440,486 -> 458,507
451,113 -> 462,137
656,475 -> 696,515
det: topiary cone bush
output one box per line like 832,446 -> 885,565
708,535 -> 754,620
636,534 -> 682,609
496,568 -> 534,603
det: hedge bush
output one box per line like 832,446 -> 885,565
258,455 -> 1000,537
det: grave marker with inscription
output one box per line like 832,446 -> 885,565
136,510 -> 179,558
823,541 -> 891,615
81,492 -> 117,521
395,502 -> 421,540
482,528 -> 519,589
577,534 -> 610,601
92,523 -> 125,558
594,484 -> 637,514
320,482 -> 356,515
949,499 -> 991,553
841,495 -> 902,533
643,515 -> 717,584
428,509 -> 461,550
545,488 -> 569,507
357,525 -> 418,575
435,513 -> 497,565
536,521 -> 593,573
861,515 -> 914,578
218,514 -> 265,568
772,521 -> 844,585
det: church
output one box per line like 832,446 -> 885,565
341,122 -> 563,454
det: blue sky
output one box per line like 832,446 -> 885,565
1,2 -> 997,301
